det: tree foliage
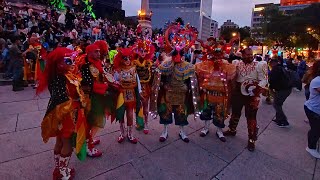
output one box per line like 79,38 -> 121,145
262,3 -> 320,50
220,26 -> 251,43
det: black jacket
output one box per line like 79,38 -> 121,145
269,64 -> 291,91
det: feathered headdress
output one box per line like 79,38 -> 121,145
164,23 -> 198,62
94,40 -> 109,56
198,36 -> 239,61
133,39 -> 155,60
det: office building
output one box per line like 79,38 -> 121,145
210,20 -> 219,38
149,0 -> 213,40
220,20 -> 239,31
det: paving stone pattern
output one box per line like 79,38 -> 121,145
0,86 -> 318,180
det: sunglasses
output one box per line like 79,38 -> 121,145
64,57 -> 75,65
123,56 -> 130,61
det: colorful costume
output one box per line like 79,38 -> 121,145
224,48 -> 268,151
195,38 -> 236,142
37,47 -> 89,180
132,39 -> 155,134
150,23 -> 199,143
23,35 -> 47,86
113,47 -> 144,144
80,44 -> 116,157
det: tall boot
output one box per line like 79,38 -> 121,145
143,118 -> 149,134
200,120 -> 211,137
52,152 -> 60,180
118,122 -> 125,143
159,124 -> 168,142
127,126 -> 138,144
179,126 -> 189,143
57,154 -> 75,180
86,133 -> 102,157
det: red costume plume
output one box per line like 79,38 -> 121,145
133,39 -> 155,60
94,40 -> 109,56
113,47 -> 133,70
198,38 -> 226,61
36,47 -> 74,95
164,23 -> 198,62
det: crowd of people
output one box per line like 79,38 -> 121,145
0,1 -> 139,88
0,2 -> 320,180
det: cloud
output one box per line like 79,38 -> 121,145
122,0 -> 141,17
122,0 -> 280,26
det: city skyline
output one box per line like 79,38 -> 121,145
122,0 -> 280,27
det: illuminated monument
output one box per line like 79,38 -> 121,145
138,0 -> 153,37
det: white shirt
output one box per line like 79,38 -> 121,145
233,60 -> 268,88
57,14 -> 65,25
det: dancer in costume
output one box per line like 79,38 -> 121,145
37,47 -> 89,180
196,38 -> 236,142
223,48 -> 268,151
23,34 -> 47,87
132,39 -> 155,134
113,47 -> 144,144
150,23 -> 199,143
94,40 -> 120,122
80,44 -> 112,157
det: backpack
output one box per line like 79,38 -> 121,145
282,67 -> 302,90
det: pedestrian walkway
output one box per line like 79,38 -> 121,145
0,85 -> 318,180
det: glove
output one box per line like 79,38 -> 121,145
248,86 -> 256,96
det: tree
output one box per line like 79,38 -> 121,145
220,26 -> 251,43
262,3 -> 320,51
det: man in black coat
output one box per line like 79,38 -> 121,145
269,59 -> 292,127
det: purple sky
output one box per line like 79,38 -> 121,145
122,0 -> 280,27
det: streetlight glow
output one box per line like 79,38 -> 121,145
232,33 -> 237,37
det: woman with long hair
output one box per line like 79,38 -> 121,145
304,60 -> 320,159
37,47 -> 89,179
302,60 -> 320,100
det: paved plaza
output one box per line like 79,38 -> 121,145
0,85 -> 318,180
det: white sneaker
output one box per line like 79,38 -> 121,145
306,147 -> 320,159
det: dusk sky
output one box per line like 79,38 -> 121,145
122,0 -> 280,27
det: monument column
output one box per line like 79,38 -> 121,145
138,0 -> 152,37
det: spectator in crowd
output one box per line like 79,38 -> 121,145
0,38 -> 8,72
303,60 -> 320,100
269,59 -> 292,127
286,57 -> 297,71
9,35 -> 24,91
304,60 -> 320,159
297,55 -> 307,79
